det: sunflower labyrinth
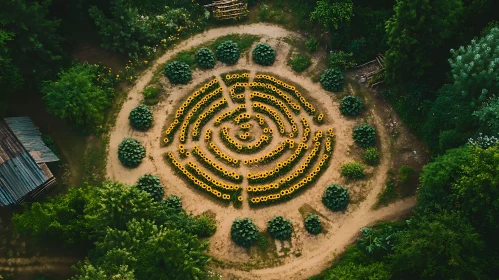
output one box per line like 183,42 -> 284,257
164,72 -> 335,207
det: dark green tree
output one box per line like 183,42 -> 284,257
310,0 -> 353,30
384,0 -> 463,84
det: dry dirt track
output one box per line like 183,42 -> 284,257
106,23 -> 416,279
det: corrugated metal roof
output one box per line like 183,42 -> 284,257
0,120 -> 54,206
4,117 -> 59,163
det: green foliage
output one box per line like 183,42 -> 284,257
129,104 -> 153,131
163,61 -> 192,85
341,162 -> 366,180
340,95 -> 364,116
12,188 -> 91,245
375,179 -> 399,208
322,184 -> 349,211
231,218 -> 259,247
474,96 -> 499,134
257,4 -> 287,25
267,216 -> 293,240
0,0 -> 64,85
289,54 -> 312,72
397,165 -> 416,185
357,226 -> 395,259
304,214 -> 322,235
195,47 -> 215,69
42,63 -> 113,127
449,27 -> 499,102
118,138 -> 146,168
390,211 -> 487,279
364,147 -> 380,166
305,37 -> 319,53
310,0 -> 353,30
320,68 -> 344,92
353,124 -> 376,147
328,51 -> 355,70
135,174 -> 165,201
252,43 -> 276,66
143,86 -> 161,105
162,195 -> 183,213
321,260 -> 391,280
384,0 -> 463,84
193,215 -> 217,238
89,1 -> 204,59
216,40 -> 240,65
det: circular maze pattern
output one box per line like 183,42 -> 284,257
163,72 -> 335,207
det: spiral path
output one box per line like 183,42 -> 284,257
106,23 -> 416,280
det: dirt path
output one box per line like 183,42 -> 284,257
106,23 -> 416,279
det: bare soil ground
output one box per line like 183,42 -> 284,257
106,23 -> 423,279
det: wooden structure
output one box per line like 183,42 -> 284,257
354,54 -> 385,88
204,0 -> 248,20
0,117 -> 59,206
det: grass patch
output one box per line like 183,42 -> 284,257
374,177 -> 399,209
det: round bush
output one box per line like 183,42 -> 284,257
341,162 -> 366,179
231,218 -> 259,247
163,61 -> 192,85
304,214 -> 322,235
216,40 -> 240,65
340,95 -> 364,116
162,194 -> 183,213
289,54 -> 311,72
136,173 -> 164,201
353,124 -> 376,147
193,215 -> 217,238
118,138 -> 146,168
320,68 -> 344,92
129,104 -> 153,131
322,184 -> 350,211
252,43 -> 276,66
267,216 -> 293,240
364,147 -> 380,166
196,47 -> 215,69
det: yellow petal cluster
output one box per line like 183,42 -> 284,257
214,104 -> 246,125
249,81 -> 301,113
252,102 -> 286,135
250,91 -> 298,135
191,98 -> 227,140
208,141 -> 240,166
220,126 -> 271,153
192,146 -> 242,182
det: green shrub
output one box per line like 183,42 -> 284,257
341,162 -> 366,179
322,184 -> 349,211
231,218 -> 259,247
329,51 -> 356,70
304,214 -> 322,235
252,43 -> 276,66
194,215 -> 217,238
163,61 -> 192,84
289,54 -> 312,72
340,95 -> 364,116
195,47 -> 215,69
118,138 -> 146,168
163,194 -> 183,212
353,124 -> 376,147
143,86 -> 160,99
320,68 -> 344,92
398,165 -> 417,184
364,147 -> 380,166
135,173 -> 164,201
306,37 -> 319,52
129,104 -> 153,131
216,40 -> 240,65
267,216 -> 293,240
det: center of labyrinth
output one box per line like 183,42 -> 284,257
163,72 -> 334,207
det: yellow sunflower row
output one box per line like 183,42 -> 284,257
233,113 -> 251,124
249,82 -> 301,113
214,104 -> 246,126
222,72 -> 250,86
236,132 -> 251,141
254,74 -> 316,115
165,152 -> 232,201
204,129 -> 212,142
247,136 -> 321,193
252,102 -> 286,135
163,78 -> 219,145
178,87 -> 223,143
249,153 -> 331,205
244,138 -> 293,166
229,82 -> 247,103
301,117 -> 311,142
178,144 -> 190,158
247,141 -> 310,184
240,123 -> 251,129
208,141 -> 240,166
192,146 -> 243,183
250,91 -> 298,135
191,98 -> 228,140
220,126 -> 271,153
185,161 -> 241,192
